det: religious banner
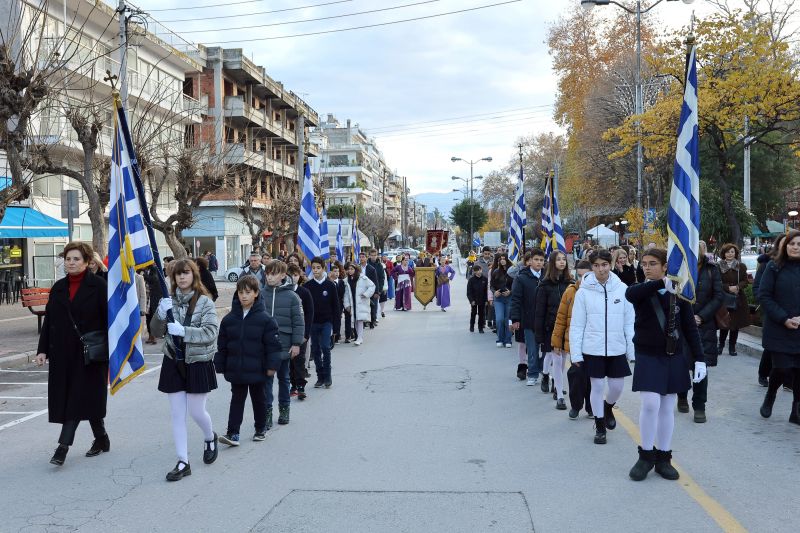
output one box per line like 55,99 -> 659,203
413,267 -> 436,308
426,230 -> 448,255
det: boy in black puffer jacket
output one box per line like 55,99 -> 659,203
215,276 -> 283,446
466,264 -> 488,333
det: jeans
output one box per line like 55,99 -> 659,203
524,329 -> 542,378
493,296 -> 511,344
266,359 -> 291,407
310,322 -> 333,380
227,382 -> 268,433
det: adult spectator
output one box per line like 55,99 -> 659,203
758,230 -> 800,425
204,250 -> 218,276
612,248 -> 637,286
241,252 -> 266,290
359,251 -> 379,328
753,234 -> 790,388
88,252 -> 108,282
35,242 -> 109,466
717,243 -> 750,356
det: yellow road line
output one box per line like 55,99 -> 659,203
614,407 -> 748,533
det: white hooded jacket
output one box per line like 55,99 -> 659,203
569,271 -> 635,363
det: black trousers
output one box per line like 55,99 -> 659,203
567,365 -> 592,413
227,382 -> 267,434
344,310 -> 354,340
718,328 -> 738,350
370,297 -> 378,325
677,376 -> 708,410
470,302 -> 486,330
290,342 -> 308,388
59,418 -> 105,446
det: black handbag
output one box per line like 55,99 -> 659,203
67,307 -> 109,365
723,267 -> 740,310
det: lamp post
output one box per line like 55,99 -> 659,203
615,219 -> 629,245
789,210 -> 799,231
451,155 -> 491,251
580,0 -> 695,211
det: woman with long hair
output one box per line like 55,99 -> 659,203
344,263 -> 376,346
490,253 -> 513,348
757,230 -> 800,426
717,243 -> 750,356
625,248 -> 706,481
612,248 -> 637,286
535,251 -> 574,410
151,259 -> 219,481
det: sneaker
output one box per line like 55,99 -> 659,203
278,405 -> 290,425
219,434 -> 240,447
677,396 -> 690,413
253,432 -> 266,442
354,339 -> 363,346
266,407 -> 273,429
504,343 -> 512,348
568,408 -> 579,419
324,379 -> 332,388
540,376 -> 550,393
693,410 -> 707,423
556,398 -> 567,410
298,386 -> 307,400
526,377 -> 537,386
496,342 -> 503,348
314,380 -> 324,388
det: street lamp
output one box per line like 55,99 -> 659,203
580,0 -> 695,212
615,219 -> 629,244
451,156 -> 491,250
789,210 -> 799,230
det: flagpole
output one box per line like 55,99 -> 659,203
519,144 -> 526,258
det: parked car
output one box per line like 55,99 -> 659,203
225,263 -> 247,282
741,254 -> 758,283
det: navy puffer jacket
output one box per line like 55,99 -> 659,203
214,292 -> 283,384
758,260 -> 800,354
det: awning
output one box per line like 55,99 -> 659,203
0,206 -> 69,238
388,229 -> 402,239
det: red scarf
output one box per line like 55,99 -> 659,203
68,270 -> 87,301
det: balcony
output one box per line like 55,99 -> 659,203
222,144 -> 298,180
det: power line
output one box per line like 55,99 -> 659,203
179,0 -> 442,34
157,0 -> 354,22
366,104 -> 553,134
206,0 -> 522,44
375,112 -> 556,138
146,0 -> 345,11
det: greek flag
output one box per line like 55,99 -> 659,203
667,44 -> 701,302
319,205 -> 330,265
335,220 -> 344,262
540,176 -> 553,257
107,99 -> 153,395
509,166 -> 525,263
551,179 -> 566,254
297,162 -> 321,262
351,211 -> 360,261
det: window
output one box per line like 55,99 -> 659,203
335,176 -> 350,188
329,154 -> 348,167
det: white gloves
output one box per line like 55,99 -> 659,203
662,277 -> 677,294
157,297 -> 173,319
167,322 -> 186,337
693,362 -> 707,383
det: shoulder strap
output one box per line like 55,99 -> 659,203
650,293 -> 668,333
183,293 -> 200,327
65,305 -> 84,338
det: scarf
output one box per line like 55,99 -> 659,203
719,258 -> 739,274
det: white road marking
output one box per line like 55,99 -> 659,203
0,369 -> 48,373
0,409 -> 48,432
0,411 -> 37,415
0,396 -> 47,399
0,316 -> 34,323
0,383 -> 47,386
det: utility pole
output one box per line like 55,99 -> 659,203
117,0 -> 129,107
382,168 -> 386,224
743,115 -> 752,210
401,176 -> 407,248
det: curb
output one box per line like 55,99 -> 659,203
0,351 -> 36,366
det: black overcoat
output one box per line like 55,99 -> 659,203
37,271 -> 108,423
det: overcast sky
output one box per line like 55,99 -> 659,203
133,0 -> 715,195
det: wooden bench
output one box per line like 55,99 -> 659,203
21,288 -> 50,333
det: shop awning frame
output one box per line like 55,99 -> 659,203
0,206 -> 69,238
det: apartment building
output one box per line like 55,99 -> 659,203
181,47 -> 319,271
0,0 -> 202,283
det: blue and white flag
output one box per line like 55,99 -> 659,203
107,99 -> 153,394
667,44 -> 701,302
335,220 -> 344,262
351,211 -> 360,261
319,205 -> 330,266
551,179 -> 566,254
297,162 -> 321,262
509,166 -> 526,263
540,177 -> 553,257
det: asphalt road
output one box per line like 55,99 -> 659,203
0,273 -> 797,532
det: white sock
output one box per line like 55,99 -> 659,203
639,392 -> 660,450
656,394 -> 678,451
168,392 -> 189,463
551,353 -> 564,399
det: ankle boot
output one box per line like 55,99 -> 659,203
760,390 -> 777,418
516,364 -> 527,381
629,446 -> 656,481
85,433 -> 110,457
278,405 -> 290,425
677,396 -> 690,413
604,401 -> 617,430
50,445 -> 69,466
266,407 -> 273,429
594,417 -> 607,445
654,449 -> 680,480
789,402 -> 800,425
717,341 -> 724,355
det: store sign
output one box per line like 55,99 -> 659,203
10,246 -> 22,258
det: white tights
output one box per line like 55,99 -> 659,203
356,320 -> 364,338
589,377 -> 625,419
639,392 -> 677,451
168,392 -> 214,463
550,352 -> 565,399
542,352 -> 553,376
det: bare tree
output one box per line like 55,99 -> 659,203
359,207 -> 393,252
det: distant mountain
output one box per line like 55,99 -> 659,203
411,192 -> 461,217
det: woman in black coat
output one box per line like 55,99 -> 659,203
142,265 -> 163,344
35,242 -> 109,466
757,230 -> 800,425
612,248 -> 637,286
534,251 -> 573,410
677,241 -> 724,422
717,243 -> 750,356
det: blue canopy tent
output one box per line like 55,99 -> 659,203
0,207 -> 69,238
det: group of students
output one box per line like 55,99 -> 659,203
466,232 -> 800,481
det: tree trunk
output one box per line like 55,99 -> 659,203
79,150 -> 107,256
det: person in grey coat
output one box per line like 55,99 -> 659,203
263,261 -> 306,424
